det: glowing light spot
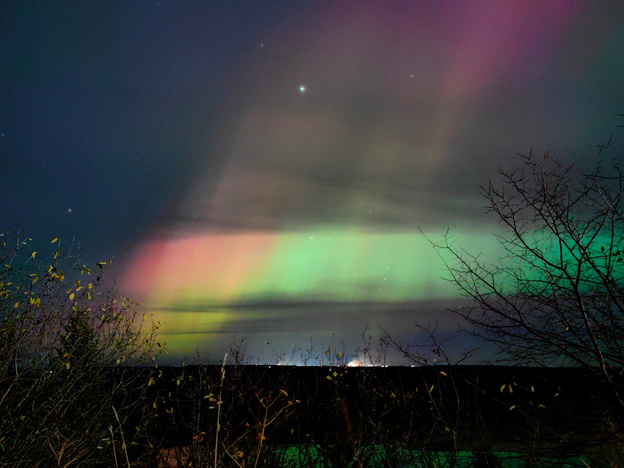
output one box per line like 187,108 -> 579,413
299,85 -> 306,93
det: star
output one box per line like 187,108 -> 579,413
67,208 -> 73,214
299,85 -> 306,93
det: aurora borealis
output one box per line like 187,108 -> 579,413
124,229 -> 505,359
3,1 -> 624,363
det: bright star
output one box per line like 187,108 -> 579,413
299,85 -> 306,93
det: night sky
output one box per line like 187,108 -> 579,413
3,1 -> 624,364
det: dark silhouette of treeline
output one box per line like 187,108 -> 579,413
133,364 -> 617,465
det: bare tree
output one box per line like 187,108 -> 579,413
429,135 -> 624,406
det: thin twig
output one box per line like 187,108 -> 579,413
112,405 -> 131,468
215,353 -> 228,468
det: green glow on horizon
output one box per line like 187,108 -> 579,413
125,226 -> 622,359
126,228 -> 506,308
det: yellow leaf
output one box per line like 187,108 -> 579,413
51,238 -> 58,244
509,405 -> 516,411
500,384 -> 506,393
69,293 -> 75,300
31,252 -> 37,258
440,371 -> 447,377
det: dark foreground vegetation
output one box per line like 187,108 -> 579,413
3,123 -> 624,466
4,357 -> 623,467
143,363 -> 621,467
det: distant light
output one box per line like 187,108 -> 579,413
299,85 -> 306,93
